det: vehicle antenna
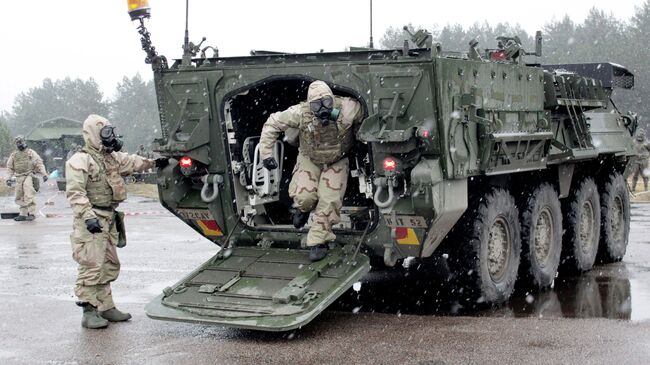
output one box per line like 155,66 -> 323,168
182,0 -> 191,66
368,0 -> 374,49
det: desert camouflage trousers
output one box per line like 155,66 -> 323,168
70,209 -> 120,311
631,159 -> 649,191
289,154 -> 349,246
15,175 -> 36,216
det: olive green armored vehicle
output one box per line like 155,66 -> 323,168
25,117 -> 84,191
127,1 -> 637,331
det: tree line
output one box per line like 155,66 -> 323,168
381,3 -> 650,129
2,3 -> 650,163
0,74 -> 160,164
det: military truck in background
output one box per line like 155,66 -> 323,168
25,117 -> 84,191
126,1 -> 637,331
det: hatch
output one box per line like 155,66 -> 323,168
145,246 -> 370,331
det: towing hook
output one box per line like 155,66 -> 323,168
201,174 -> 224,203
373,177 -> 396,208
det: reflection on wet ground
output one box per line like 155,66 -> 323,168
333,257 -> 641,321
334,203 -> 650,321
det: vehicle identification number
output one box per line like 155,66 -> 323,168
177,209 -> 215,221
383,215 -> 428,228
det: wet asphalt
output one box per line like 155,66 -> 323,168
1,178 -> 649,364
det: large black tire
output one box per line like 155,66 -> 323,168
598,173 -> 630,263
519,183 -> 563,288
447,188 -> 521,303
561,178 -> 601,272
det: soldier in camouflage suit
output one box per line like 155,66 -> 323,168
66,115 -> 167,329
631,128 -> 650,191
6,135 -> 48,221
259,81 -> 363,261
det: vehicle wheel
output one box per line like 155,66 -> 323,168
598,173 -> 630,262
519,183 -> 562,288
447,188 -> 521,303
561,178 -> 600,272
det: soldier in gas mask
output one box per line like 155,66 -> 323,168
6,135 -> 48,221
631,128 -> 650,191
259,81 -> 363,261
66,115 -> 169,329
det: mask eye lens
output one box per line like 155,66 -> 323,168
321,96 -> 333,108
310,101 -> 321,113
100,126 -> 114,139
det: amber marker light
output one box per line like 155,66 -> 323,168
127,0 -> 151,21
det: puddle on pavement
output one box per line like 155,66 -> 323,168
332,259 -> 649,321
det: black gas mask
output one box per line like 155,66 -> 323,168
99,126 -> 124,153
15,139 -> 26,151
309,96 -> 340,127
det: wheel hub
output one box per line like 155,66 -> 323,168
533,207 -> 554,268
579,201 -> 595,254
611,196 -> 624,243
488,216 -> 511,281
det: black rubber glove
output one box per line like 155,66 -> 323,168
85,218 -> 103,234
262,157 -> 278,170
42,175 -> 48,182
155,157 -> 169,169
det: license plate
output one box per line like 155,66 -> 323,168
176,209 -> 215,221
383,215 -> 428,228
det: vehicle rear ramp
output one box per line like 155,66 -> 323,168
145,246 -> 370,331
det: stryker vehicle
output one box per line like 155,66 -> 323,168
126,1 -> 638,331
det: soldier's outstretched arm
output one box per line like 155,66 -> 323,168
31,150 -> 47,176
113,152 -> 155,176
259,104 -> 302,159
65,155 -> 96,221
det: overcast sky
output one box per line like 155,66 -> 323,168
0,0 -> 644,112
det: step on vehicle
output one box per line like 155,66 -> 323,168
126,1 -> 638,331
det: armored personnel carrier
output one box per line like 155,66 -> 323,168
126,1 -> 637,331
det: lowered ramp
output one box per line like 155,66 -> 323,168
145,246 -> 370,331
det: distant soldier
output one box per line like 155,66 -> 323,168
259,81 -> 363,261
6,135 -> 48,221
631,128 -> 650,191
66,115 -> 168,329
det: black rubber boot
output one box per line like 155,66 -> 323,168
309,244 -> 329,262
292,209 -> 310,229
80,303 -> 109,329
100,308 -> 132,322
25,214 -> 35,221
13,215 -> 27,221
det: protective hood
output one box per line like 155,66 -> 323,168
83,114 -> 111,153
307,81 -> 334,103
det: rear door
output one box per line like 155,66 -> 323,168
145,246 -> 370,331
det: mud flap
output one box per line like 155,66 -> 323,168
145,246 -> 370,331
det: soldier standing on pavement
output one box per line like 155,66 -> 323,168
631,128 -> 650,192
6,135 -> 48,221
66,114 -> 168,329
259,81 -> 363,262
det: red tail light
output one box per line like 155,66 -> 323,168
179,156 -> 193,168
383,158 -> 397,171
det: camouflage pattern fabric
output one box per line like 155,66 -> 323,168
289,154 -> 349,246
6,148 -> 47,216
259,81 -> 363,163
66,114 -> 154,311
631,137 -> 650,191
259,81 -> 363,247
